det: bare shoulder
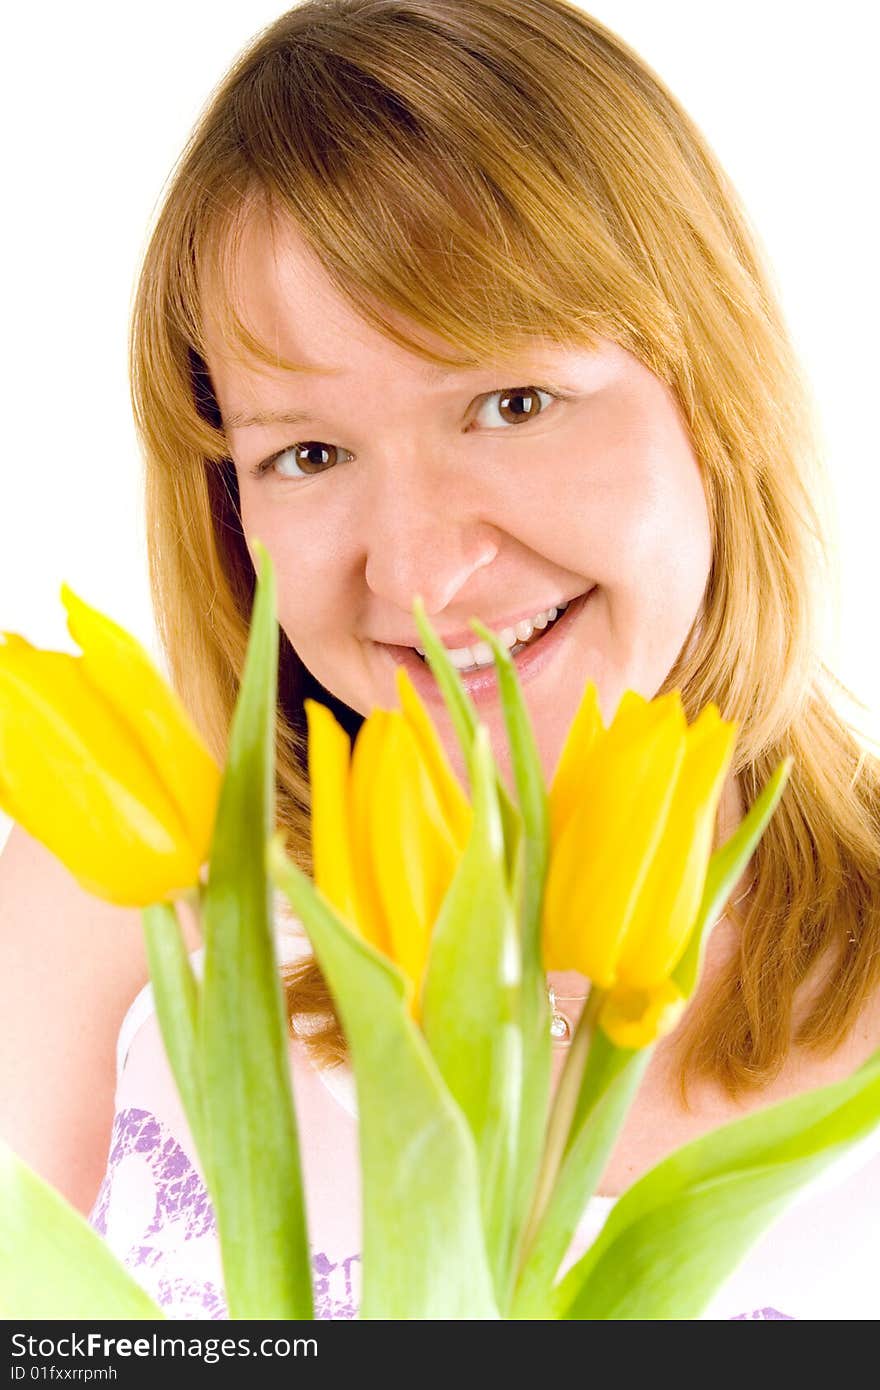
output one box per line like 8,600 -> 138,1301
0,822 -> 202,1217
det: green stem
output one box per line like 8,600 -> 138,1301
514,987 -> 603,1282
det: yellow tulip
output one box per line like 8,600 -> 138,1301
0,585 -> 221,906
544,683 -> 738,1048
305,665 -> 472,1017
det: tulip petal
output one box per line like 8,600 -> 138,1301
542,691 -> 687,985
394,665 -> 472,849
616,704 -> 738,988
369,713 -> 463,998
548,680 -> 604,845
607,688 -> 676,745
598,978 -> 687,1049
60,584 -> 221,865
349,711 -> 395,956
304,699 -> 360,935
0,752 -> 26,826
0,639 -> 200,903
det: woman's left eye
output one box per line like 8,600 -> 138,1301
472,385 -> 561,429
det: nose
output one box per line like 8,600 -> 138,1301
362,456 -> 499,617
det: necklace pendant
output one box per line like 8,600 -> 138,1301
547,985 -> 572,1042
550,1012 -> 571,1041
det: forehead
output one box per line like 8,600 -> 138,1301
202,213 -> 470,389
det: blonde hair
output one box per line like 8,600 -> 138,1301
131,0 -> 880,1095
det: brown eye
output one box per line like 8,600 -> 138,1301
475,386 -> 558,429
499,388 -> 544,422
288,442 -> 340,474
257,441 -> 353,479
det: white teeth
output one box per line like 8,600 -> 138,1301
413,599 -> 571,667
448,640 -> 495,669
470,640 -> 495,666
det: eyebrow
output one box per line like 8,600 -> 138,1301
223,362 -> 482,430
225,406 -> 320,429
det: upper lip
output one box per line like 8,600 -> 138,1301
372,589 -> 592,649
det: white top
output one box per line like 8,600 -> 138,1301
88,893 -> 880,1320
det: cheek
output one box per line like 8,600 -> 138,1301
238,490 -> 345,648
622,466 -> 709,582
528,382 -> 711,596
544,454 -> 708,588
593,457 -> 712,675
548,420 -> 712,688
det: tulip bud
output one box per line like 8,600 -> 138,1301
0,587 -> 221,906
543,684 -> 737,1044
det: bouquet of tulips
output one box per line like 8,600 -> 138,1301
2,541 -> 880,1321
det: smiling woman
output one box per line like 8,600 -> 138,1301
7,0 -> 879,1321
129,0 -> 880,1103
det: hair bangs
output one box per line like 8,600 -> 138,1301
184,18 -> 666,396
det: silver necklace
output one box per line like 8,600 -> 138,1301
546,881 -> 754,1042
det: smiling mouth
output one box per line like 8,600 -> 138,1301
387,587 -> 597,705
412,603 -> 570,671
408,587 -> 596,677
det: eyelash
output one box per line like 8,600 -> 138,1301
248,384 -> 571,481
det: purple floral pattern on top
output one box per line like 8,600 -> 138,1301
312,1249 -> 362,1319
89,1107 -> 360,1320
92,1109 -> 799,1321
731,1307 -> 795,1320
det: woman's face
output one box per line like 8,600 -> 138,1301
204,217 -> 713,791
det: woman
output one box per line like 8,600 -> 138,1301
4,0 -> 880,1319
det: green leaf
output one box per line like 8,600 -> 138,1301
142,900 -> 207,1164
268,833 -> 500,1321
412,597 -> 521,879
673,756 -> 792,998
199,538 -> 313,1319
467,617 -> 551,922
420,723 -> 522,1299
553,1045 -> 880,1319
412,595 -> 480,760
0,1141 -> 163,1319
510,1024 -> 649,1318
468,617 -> 554,1305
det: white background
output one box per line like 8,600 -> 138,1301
1,1 -> 878,854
